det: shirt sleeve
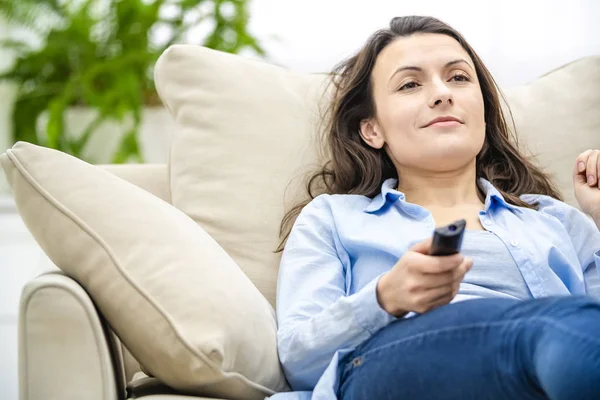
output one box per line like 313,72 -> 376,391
276,195 -> 396,391
523,195 -> 600,298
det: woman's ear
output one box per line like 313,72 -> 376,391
359,119 -> 385,149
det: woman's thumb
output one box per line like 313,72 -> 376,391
410,236 -> 433,255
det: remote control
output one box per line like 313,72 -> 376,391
429,219 -> 466,256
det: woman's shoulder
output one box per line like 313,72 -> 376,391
519,193 -> 562,206
520,193 -> 573,211
304,192 -> 374,215
289,193 -> 376,242
519,193 -> 589,225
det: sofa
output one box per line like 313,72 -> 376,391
1,45 -> 599,400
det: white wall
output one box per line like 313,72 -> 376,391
248,0 -> 600,86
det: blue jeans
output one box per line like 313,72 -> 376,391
338,295 -> 600,400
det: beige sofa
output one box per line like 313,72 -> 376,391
4,46 -> 600,400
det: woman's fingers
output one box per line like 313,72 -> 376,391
418,257 -> 473,310
414,285 -> 452,312
412,252 -> 464,274
575,149 -> 600,186
586,150 -> 599,186
424,256 -> 473,288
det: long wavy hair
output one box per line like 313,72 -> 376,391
276,15 -> 561,252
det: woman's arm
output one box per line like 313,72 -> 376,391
276,195 -> 396,391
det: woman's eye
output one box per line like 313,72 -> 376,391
398,75 -> 468,91
399,81 -> 419,91
451,74 -> 470,82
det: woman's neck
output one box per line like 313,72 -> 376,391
397,163 -> 483,208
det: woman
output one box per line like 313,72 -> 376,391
272,16 -> 600,400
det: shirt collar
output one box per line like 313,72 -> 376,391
364,177 -> 523,214
478,178 -> 523,214
363,178 -> 403,213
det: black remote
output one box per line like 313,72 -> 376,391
429,219 -> 466,256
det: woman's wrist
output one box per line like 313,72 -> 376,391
376,274 -> 408,318
375,273 -> 391,313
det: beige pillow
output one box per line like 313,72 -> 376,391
503,56 -> 600,207
155,45 -> 329,307
0,142 -> 288,400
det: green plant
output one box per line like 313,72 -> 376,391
0,0 -> 265,163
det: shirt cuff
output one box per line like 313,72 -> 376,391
348,273 -> 397,335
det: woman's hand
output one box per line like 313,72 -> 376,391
376,237 -> 473,317
574,149 -> 600,223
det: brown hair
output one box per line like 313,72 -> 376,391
276,15 -> 561,252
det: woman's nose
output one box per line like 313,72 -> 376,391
433,96 -> 453,106
429,80 -> 454,107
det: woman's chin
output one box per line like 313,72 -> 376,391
429,137 -> 483,159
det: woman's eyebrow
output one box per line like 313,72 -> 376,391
388,59 -> 473,83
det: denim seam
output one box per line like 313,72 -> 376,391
535,316 -> 600,346
355,318 -> 526,360
355,313 -> 600,360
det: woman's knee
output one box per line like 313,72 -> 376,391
532,313 -> 600,400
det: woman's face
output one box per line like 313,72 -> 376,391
360,33 -> 486,173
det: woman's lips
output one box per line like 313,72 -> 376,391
427,120 -> 462,128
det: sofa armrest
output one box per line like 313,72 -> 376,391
19,272 -> 123,400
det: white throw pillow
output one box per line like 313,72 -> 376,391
0,142 -> 289,400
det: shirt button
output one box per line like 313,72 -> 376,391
510,239 -> 519,247
482,219 -> 492,226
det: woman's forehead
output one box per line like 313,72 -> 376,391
375,34 -> 473,74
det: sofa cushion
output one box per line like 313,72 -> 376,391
0,142 -> 288,400
155,45 -> 328,307
503,56 -> 600,207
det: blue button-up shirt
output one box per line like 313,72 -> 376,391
270,178 -> 600,400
